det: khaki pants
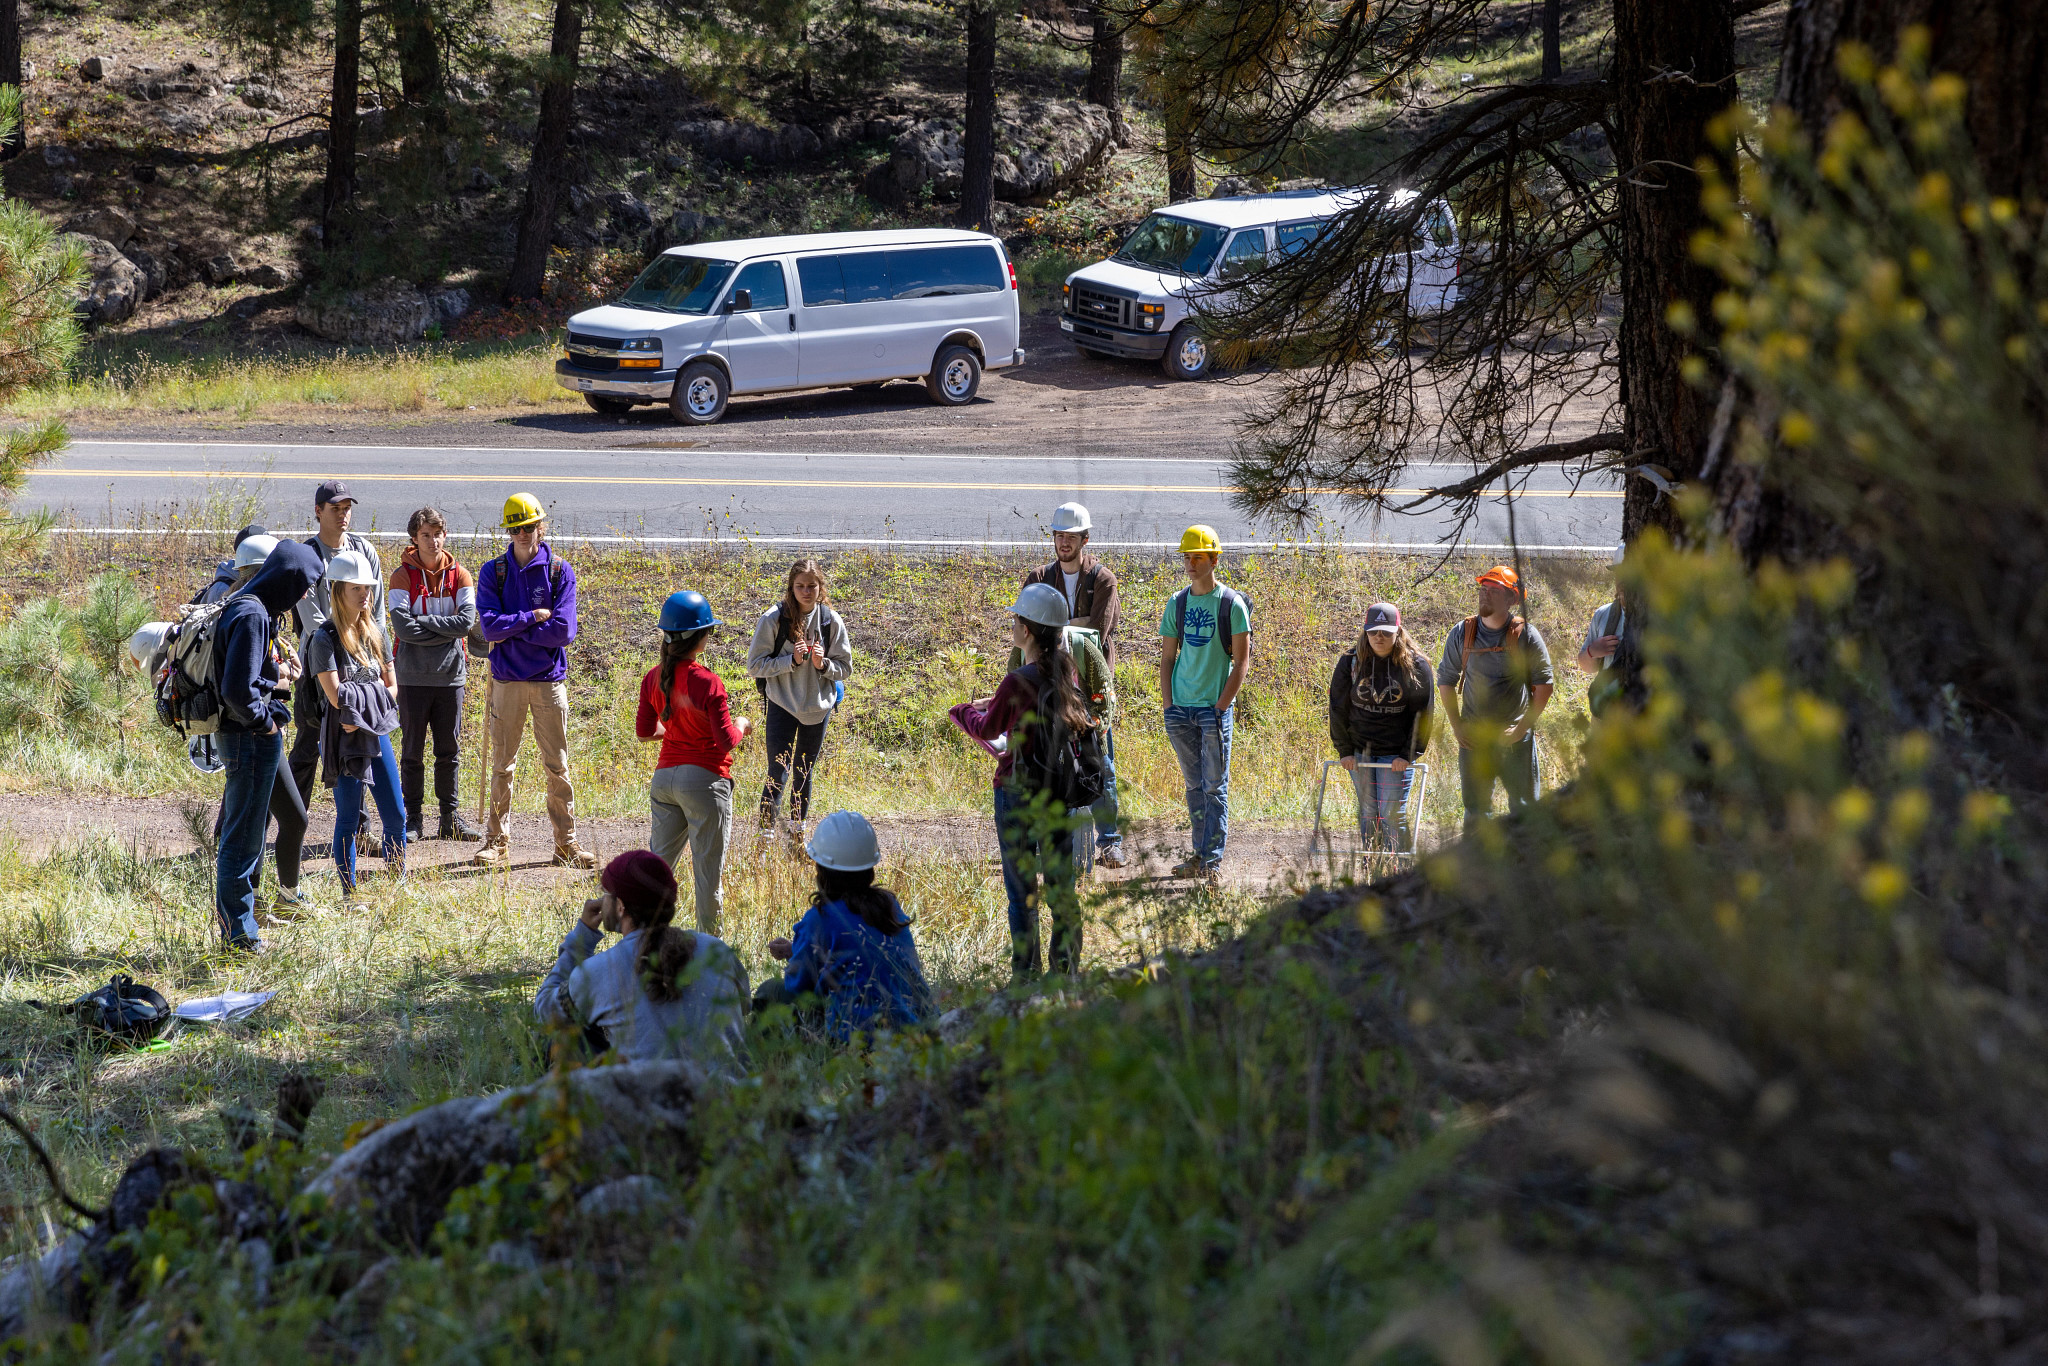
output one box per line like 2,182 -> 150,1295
650,764 -> 730,934
485,680 -> 578,850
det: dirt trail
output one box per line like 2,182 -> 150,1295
0,792 -> 1386,896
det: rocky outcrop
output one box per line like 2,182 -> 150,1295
65,234 -> 147,327
669,119 -> 822,167
62,207 -> 136,251
295,277 -> 435,345
867,98 -> 1116,207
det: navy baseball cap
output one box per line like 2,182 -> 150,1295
232,522 -> 269,547
315,480 -> 355,507
1364,602 -> 1401,634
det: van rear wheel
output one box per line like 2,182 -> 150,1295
1161,323 -> 1210,381
585,394 -> 637,416
669,361 -> 729,425
926,345 -> 981,406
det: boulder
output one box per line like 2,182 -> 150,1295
39,144 -> 77,168
868,98 -> 1115,206
61,205 -> 136,250
426,286 -> 471,324
201,253 -> 237,285
295,278 -> 435,345
1208,174 -> 1259,199
65,234 -> 146,327
669,119 -> 822,167
304,1062 -> 706,1247
77,56 -> 104,82
602,190 -> 653,235
237,80 -> 282,110
242,259 -> 299,290
122,246 -> 166,300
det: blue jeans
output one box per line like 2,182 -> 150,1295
1092,722 -> 1122,850
333,733 -> 408,889
1457,732 -> 1540,832
216,728 -> 282,947
1163,704 -> 1233,867
994,782 -> 1080,978
1348,759 -> 1415,852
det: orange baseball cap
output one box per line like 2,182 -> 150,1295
1476,565 -> 1521,591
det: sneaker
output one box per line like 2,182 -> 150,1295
553,845 -> 598,870
404,823 -> 423,845
1171,857 -> 1204,878
473,841 -> 510,867
439,811 -> 484,841
1097,844 -> 1129,870
271,885 -> 323,918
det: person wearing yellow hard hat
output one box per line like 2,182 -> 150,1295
1158,523 -> 1252,882
474,492 -> 598,869
1436,564 -> 1554,832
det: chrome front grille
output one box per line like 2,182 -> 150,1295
1071,285 -> 1130,328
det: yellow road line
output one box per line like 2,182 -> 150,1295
37,468 -> 1622,498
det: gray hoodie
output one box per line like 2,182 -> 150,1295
747,603 -> 852,726
534,923 -> 749,1076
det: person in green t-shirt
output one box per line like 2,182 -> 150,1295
1157,524 -> 1252,880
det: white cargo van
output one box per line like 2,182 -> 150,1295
557,228 -> 1025,424
1060,187 -> 1458,380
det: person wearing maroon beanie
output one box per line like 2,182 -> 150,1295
533,849 -> 749,1073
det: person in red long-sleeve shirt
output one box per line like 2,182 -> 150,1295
637,591 -> 751,933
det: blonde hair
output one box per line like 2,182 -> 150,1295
333,583 -> 385,669
1353,621 -> 1425,693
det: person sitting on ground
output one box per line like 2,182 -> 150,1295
534,849 -> 750,1075
756,811 -> 931,1041
1328,602 -> 1435,853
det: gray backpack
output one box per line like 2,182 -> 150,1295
152,600 -> 233,737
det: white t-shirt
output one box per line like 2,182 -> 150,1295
1062,570 -> 1080,613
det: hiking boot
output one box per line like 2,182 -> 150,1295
439,810 -> 484,841
473,841 -> 510,867
1171,857 -> 1204,878
1201,865 -> 1223,888
405,822 -> 423,845
553,844 -> 598,870
1096,844 -> 1129,870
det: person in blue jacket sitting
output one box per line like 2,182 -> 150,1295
755,810 -> 932,1041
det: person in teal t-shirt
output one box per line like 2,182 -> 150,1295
1158,525 -> 1252,880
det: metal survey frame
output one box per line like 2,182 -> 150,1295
1308,757 -> 1430,860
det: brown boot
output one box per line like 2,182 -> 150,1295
473,840 -> 510,867
553,844 -> 598,870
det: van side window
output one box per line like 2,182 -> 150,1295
842,252 -> 891,303
797,256 -> 845,306
730,260 -> 789,311
1277,221 -> 1322,255
889,246 -> 1004,297
1220,229 -> 1268,277
1426,202 -> 1456,249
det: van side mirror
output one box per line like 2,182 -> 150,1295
727,288 -> 752,312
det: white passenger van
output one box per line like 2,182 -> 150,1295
557,228 -> 1024,424
1060,187 -> 1459,380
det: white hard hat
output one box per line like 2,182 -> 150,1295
1009,582 -> 1070,629
805,810 -> 880,872
1051,502 -> 1092,534
325,549 -> 380,585
187,735 -> 225,775
234,534 -> 280,569
127,622 -> 171,666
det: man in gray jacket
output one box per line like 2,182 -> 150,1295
389,506 -> 484,841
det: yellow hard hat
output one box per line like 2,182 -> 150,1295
1178,524 -> 1221,554
502,492 -> 546,529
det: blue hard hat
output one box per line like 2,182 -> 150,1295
658,590 -> 719,632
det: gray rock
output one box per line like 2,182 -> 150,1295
303,1061 -> 706,1247
669,119 -> 822,167
123,246 -> 166,300
426,287 -> 471,324
50,174 -> 77,196
1208,175 -> 1258,199
0,1233 -> 83,1341
602,190 -> 652,234
576,1175 -> 674,1219
237,81 -> 281,110
61,205 -> 136,250
242,260 -> 298,290
869,99 -> 1115,207
1272,176 -> 1326,192
201,253 -> 237,285
294,277 -> 433,346
65,234 -> 147,327
40,144 -> 77,168
77,56 -> 104,82
463,165 -> 499,192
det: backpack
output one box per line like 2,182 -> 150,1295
1168,583 -> 1249,656
1011,668 -> 1109,809
1450,614 -> 1528,696
29,975 -> 172,1044
153,599 -> 235,737
755,606 -> 840,702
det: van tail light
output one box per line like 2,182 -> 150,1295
1008,261 -> 1018,290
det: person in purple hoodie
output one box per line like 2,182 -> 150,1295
474,493 -> 598,869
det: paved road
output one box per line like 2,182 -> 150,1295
32,439 -> 1621,550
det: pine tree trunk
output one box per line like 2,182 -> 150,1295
506,0 -> 582,302
0,0 -> 23,160
1164,102 -> 1195,201
1541,0 -> 1562,79
957,0 -> 997,232
1613,0 -> 1734,539
388,0 -> 443,108
321,0 -> 363,241
1086,5 -> 1126,144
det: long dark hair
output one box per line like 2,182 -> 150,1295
657,627 -> 712,720
627,884 -> 694,1004
779,559 -> 828,637
1352,623 -> 1426,701
813,864 -> 908,935
1023,619 -> 1090,735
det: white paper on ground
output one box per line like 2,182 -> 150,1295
174,990 -> 276,1023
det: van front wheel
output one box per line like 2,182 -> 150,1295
926,345 -> 982,406
1161,323 -> 1210,381
669,362 -> 729,425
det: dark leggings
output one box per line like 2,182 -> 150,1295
759,700 -> 828,824
212,766 -> 308,888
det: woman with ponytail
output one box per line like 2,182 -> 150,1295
960,583 -> 1093,979
637,590 -> 751,934
535,850 -> 749,1074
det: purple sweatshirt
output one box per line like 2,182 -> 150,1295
477,541 -> 577,682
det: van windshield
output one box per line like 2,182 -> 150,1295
617,255 -> 737,313
1113,214 -> 1228,277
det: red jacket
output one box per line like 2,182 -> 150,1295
638,661 -> 744,777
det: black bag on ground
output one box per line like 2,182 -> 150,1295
28,976 -> 173,1044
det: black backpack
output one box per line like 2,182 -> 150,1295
29,976 -> 172,1044
1168,583 -> 1250,655
1012,671 -> 1109,810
